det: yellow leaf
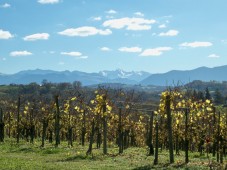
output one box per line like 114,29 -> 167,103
206,99 -> 210,104
206,107 -> 212,111
107,105 -> 112,111
71,97 -> 77,101
139,116 -> 144,120
177,102 -> 182,107
103,112 -> 108,116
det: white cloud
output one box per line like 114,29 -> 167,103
100,47 -> 111,51
37,0 -> 59,4
10,51 -> 33,57
61,52 -> 82,57
1,3 -> 11,8
93,17 -> 102,21
80,56 -> 88,59
103,17 -> 156,31
106,9 -> 117,14
119,47 -> 142,53
180,41 -> 213,48
0,29 -> 14,39
140,47 -> 172,56
127,24 -> 151,31
159,30 -> 179,36
23,33 -> 50,41
61,52 -> 88,59
208,54 -> 220,58
134,12 -> 144,17
2,58 -> 6,61
98,29 -> 112,35
159,24 -> 166,28
58,26 -> 112,37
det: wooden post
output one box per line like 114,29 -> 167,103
41,119 -> 48,147
166,95 -> 174,163
118,107 -> 123,154
30,107 -> 35,144
17,96 -> 21,143
212,107 -> 216,157
8,112 -> 11,138
103,95 -> 107,154
148,111 -> 154,155
68,127 -> 73,147
68,102 -> 73,147
86,118 -> 95,155
55,95 -> 60,147
154,121 -> 159,165
185,108 -> 189,163
220,137 -> 223,163
0,108 -> 4,142
81,110 -> 86,146
176,119 -> 180,155
217,111 -> 220,162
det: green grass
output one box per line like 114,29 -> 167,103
0,139 -> 226,170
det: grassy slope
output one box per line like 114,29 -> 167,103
0,139 -> 226,170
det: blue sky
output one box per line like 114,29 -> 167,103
0,0 -> 227,74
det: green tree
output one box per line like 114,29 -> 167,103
205,87 -> 211,100
197,91 -> 205,101
214,89 -> 224,105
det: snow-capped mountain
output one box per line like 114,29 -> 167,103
99,69 -> 150,82
1,65 -> 227,86
0,69 -> 150,85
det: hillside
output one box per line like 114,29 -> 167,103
141,65 -> 227,86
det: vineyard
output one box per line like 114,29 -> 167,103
0,83 -> 226,169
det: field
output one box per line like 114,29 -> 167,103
0,84 -> 226,170
0,139 -> 226,170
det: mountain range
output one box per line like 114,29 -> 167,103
141,65 -> 227,86
0,69 -> 150,86
0,65 -> 227,86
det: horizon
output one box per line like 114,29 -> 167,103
1,0 -> 227,74
0,64 -> 226,75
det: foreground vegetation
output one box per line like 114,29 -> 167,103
0,139 -> 225,170
0,82 -> 226,169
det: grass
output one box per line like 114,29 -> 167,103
0,139 -> 226,170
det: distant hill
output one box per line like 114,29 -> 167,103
141,65 -> 227,86
0,69 -> 150,86
1,65 -> 227,86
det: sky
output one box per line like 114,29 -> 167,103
0,0 -> 227,74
